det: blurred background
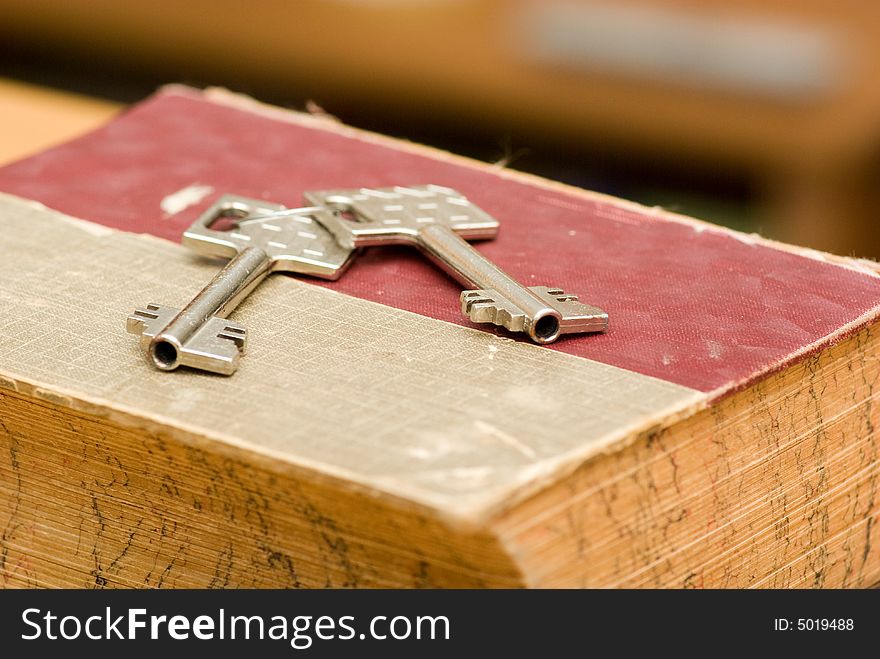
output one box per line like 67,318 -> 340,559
2,0 -> 879,256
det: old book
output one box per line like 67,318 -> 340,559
0,87 -> 878,588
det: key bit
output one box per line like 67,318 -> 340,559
127,303 -> 246,375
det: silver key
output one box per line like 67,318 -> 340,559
303,185 -> 608,343
127,195 -> 355,374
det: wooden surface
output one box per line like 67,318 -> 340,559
4,1 -> 880,168
4,1 -> 880,253
0,78 -> 120,166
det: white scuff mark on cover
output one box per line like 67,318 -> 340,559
705,339 -> 723,359
160,184 -> 214,216
501,383 -> 563,414
729,232 -> 760,246
487,344 -> 499,360
407,430 -> 472,461
845,258 -> 880,277
406,446 -> 435,460
661,354 -> 673,366
796,250 -> 880,278
474,420 -> 537,460
305,99 -> 339,121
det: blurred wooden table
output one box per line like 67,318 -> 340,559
5,1 -> 880,255
0,78 -> 120,166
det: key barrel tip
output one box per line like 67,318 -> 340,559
150,335 -> 182,371
529,311 -> 563,344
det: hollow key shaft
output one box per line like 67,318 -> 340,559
127,195 -> 355,374
302,185 -> 608,343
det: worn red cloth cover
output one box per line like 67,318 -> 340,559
2,87 -> 879,395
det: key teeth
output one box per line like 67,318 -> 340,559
217,323 -> 247,349
127,304 -> 248,375
127,303 -> 179,338
461,290 -> 495,316
176,317 -> 248,375
529,286 -> 609,334
543,288 -> 579,303
471,304 -> 502,324
460,289 -> 527,332
127,305 -> 158,335
126,313 -> 148,336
